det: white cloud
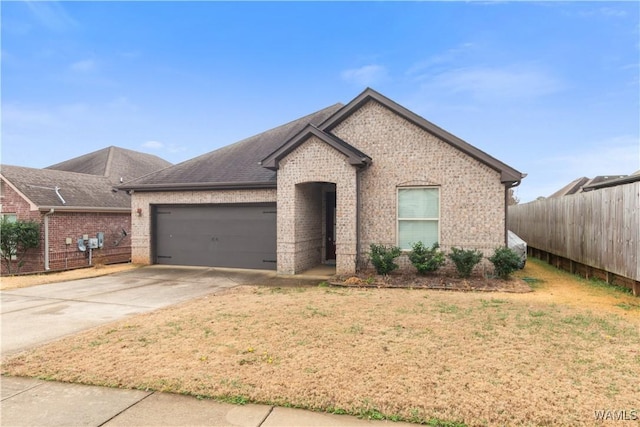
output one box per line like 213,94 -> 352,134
70,59 -> 96,72
140,141 -> 188,157
341,65 -> 388,86
579,7 -> 628,18
420,63 -> 564,101
2,104 -> 57,127
166,144 -> 187,154
406,43 -> 476,76
544,135 -> 639,176
108,97 -> 139,113
142,141 -> 164,149
25,1 -> 77,32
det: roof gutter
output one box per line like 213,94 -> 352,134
38,206 -> 131,213
118,181 -> 278,192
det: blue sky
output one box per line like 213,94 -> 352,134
2,1 -> 638,203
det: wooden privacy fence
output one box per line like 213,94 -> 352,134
508,181 -> 639,295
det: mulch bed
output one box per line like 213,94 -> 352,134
332,271 -> 532,293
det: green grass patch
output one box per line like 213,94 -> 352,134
615,301 -> 640,311
435,302 -> 460,314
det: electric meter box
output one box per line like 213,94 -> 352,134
88,238 -> 99,249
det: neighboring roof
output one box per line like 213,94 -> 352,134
548,177 -> 591,198
120,104 -> 344,191
583,174 -> 640,191
319,88 -> 525,185
0,165 -> 130,211
46,146 -> 172,185
550,175 -> 629,197
261,124 -> 372,171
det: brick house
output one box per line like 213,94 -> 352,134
121,89 -> 525,275
0,147 -> 171,274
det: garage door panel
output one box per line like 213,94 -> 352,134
154,204 -> 276,269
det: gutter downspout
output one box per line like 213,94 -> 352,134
504,179 -> 523,246
504,188 -> 509,246
44,208 -> 55,270
356,170 -> 361,272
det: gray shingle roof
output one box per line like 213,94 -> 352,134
1,165 -> 131,210
550,175 -> 629,197
120,88 -> 525,191
582,174 -> 640,191
46,146 -> 172,185
120,104 -> 344,190
548,177 -> 591,198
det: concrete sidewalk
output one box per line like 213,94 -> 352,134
1,376 -> 415,427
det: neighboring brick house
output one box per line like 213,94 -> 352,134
121,88 -> 525,275
0,147 -> 171,274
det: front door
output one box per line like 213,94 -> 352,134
325,191 -> 336,261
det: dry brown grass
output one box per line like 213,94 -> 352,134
2,259 -> 640,426
0,263 -> 138,290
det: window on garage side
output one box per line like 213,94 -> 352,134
0,213 -> 18,260
397,187 -> 439,250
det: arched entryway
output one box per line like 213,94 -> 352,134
290,182 -> 337,274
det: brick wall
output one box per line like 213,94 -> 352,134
1,181 -> 43,274
1,180 -> 41,221
130,189 -> 277,265
332,100 -> 506,270
124,100 -> 507,276
1,180 -> 131,274
45,212 -> 131,271
277,137 -> 357,274
293,183 -> 323,272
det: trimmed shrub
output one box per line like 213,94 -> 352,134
447,247 -> 483,278
489,246 -> 522,279
0,218 -> 40,274
369,244 -> 402,275
409,242 -> 445,275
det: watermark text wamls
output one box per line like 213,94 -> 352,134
594,409 -> 638,421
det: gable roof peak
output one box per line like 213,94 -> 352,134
260,124 -> 371,171
46,145 -> 172,184
320,87 -> 525,185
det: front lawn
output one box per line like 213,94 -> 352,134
2,259 -> 639,426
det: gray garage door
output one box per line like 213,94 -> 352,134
153,203 -> 277,270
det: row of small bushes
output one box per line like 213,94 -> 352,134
369,242 -> 521,279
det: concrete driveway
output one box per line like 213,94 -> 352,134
1,266 -> 411,427
1,265 -> 282,357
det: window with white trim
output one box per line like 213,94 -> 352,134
397,187 -> 439,250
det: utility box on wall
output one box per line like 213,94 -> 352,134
88,238 -> 99,249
